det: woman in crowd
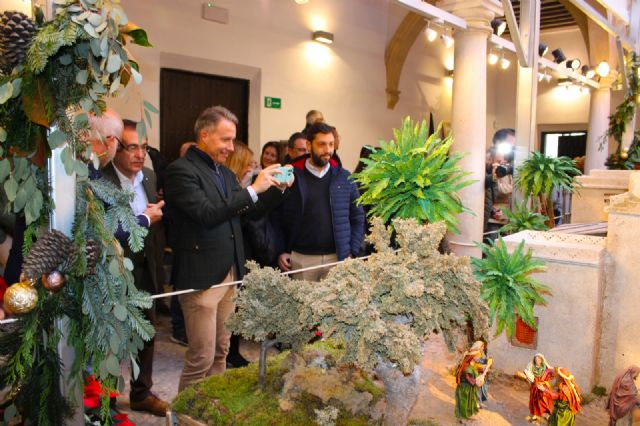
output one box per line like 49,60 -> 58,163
607,365 -> 640,426
260,141 -> 283,170
542,367 -> 582,426
521,353 -> 555,422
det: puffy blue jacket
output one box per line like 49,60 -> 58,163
277,155 -> 365,260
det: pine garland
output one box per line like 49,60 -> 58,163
0,1 -> 157,424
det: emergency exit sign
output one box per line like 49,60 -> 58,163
264,96 -> 281,109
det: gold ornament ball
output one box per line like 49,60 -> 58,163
43,270 -> 66,292
621,149 -> 629,160
3,281 -> 38,314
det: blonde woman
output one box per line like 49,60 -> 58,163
225,141 -> 255,188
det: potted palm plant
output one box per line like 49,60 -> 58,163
515,152 -> 581,228
498,200 -> 549,235
472,238 -> 550,339
351,116 -> 474,233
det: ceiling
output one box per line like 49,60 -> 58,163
505,0 -> 577,32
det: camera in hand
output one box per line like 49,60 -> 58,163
495,164 -> 511,178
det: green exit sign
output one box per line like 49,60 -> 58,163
264,96 -> 282,109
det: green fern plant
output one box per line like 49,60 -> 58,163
351,116 -> 474,233
515,152 -> 581,228
472,238 -> 549,339
498,201 -> 549,235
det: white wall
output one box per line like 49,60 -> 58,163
113,0 -> 447,171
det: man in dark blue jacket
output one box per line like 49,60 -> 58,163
276,122 -> 364,281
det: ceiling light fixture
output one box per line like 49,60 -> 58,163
500,52 -> 510,70
581,65 -> 595,79
491,19 -> 506,36
538,43 -> 548,57
596,60 -> 610,77
565,58 -> 581,70
294,0 -> 309,3
312,30 -> 334,45
544,70 -> 552,83
551,48 -> 566,64
424,21 -> 438,42
441,28 -> 454,49
488,48 -> 499,65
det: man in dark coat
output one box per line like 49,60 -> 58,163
102,120 -> 167,416
164,106 -> 290,391
276,122 -> 364,281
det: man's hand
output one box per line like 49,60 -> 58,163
250,164 -> 284,194
144,200 -> 165,225
278,252 -> 292,271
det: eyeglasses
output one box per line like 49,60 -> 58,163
118,141 -> 150,153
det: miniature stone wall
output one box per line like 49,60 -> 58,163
490,231 -> 607,391
571,169 -> 631,223
598,172 -> 640,387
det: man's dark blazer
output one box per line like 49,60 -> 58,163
164,147 -> 272,291
102,163 -> 160,295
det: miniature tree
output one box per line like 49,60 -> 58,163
226,262 -> 315,386
230,219 -> 488,425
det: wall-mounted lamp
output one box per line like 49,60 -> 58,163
441,27 -> 454,48
488,48 -> 499,65
312,30 -> 334,45
491,19 -> 506,36
500,51 -> 510,69
424,21 -> 438,42
557,77 -> 572,88
446,69 -> 454,78
565,58 -> 581,70
538,69 -> 552,82
596,60 -> 610,78
538,43 -> 548,57
581,65 -> 595,79
551,48 -> 566,64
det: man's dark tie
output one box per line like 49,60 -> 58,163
214,164 -> 228,198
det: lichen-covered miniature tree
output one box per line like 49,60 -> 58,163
226,262 -> 315,386
297,217 -> 488,425
229,219 -> 488,425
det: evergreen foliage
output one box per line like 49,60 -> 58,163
471,238 -> 549,339
0,1 -> 156,423
514,152 -> 581,227
351,117 -> 473,233
498,201 -> 549,235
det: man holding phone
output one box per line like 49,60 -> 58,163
276,122 -> 364,281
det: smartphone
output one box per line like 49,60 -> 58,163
274,166 -> 293,184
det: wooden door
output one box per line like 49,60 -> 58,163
160,68 -> 249,164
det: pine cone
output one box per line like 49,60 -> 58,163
0,11 -> 36,73
85,239 -> 100,276
22,230 -> 73,280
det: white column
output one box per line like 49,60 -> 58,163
585,75 -> 616,173
438,0 -> 502,258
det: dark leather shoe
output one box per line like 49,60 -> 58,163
130,395 -> 169,417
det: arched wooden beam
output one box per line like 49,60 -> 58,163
384,11 -> 426,109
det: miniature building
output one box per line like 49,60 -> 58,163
492,171 -> 640,391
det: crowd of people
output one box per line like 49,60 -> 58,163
17,105 -> 363,417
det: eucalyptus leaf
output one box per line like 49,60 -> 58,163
76,69 -> 89,85
87,12 -> 102,26
106,52 -> 122,74
53,0 -> 68,5
117,375 -> 126,393
111,5 -> 128,25
11,78 -> 21,97
74,112 -> 89,127
123,257 -> 134,271
108,258 -> 121,276
0,159 -> 10,183
131,357 -> 140,380
61,145 -> 75,175
89,38 -> 101,57
28,191 -> 43,223
12,158 -> 28,182
144,109 -> 152,129
113,304 -> 127,321
100,35 -> 108,57
98,358 -> 109,379
48,129 -> 68,149
3,404 -> 17,424
109,76 -> 121,94
143,100 -> 159,114
0,82 -> 13,104
109,334 -> 120,353
136,120 -> 147,140
83,22 -> 98,38
79,97 -> 94,112
74,160 -> 89,180
94,20 -> 108,33
4,177 -> 18,202
0,126 -> 6,142
131,66 -> 142,85
14,187 -> 28,213
106,354 -> 121,376
58,54 -> 73,65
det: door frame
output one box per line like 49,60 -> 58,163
159,52 -> 262,154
